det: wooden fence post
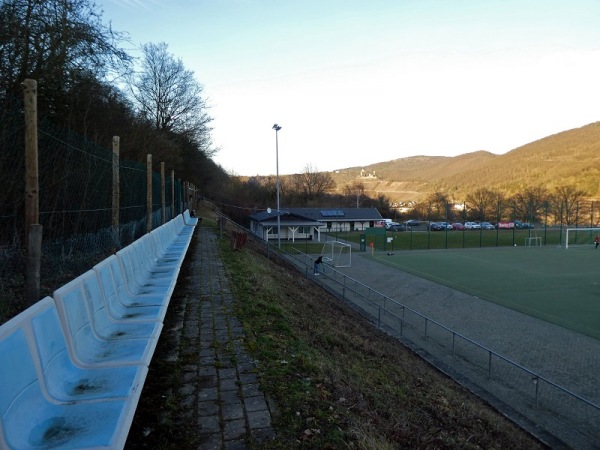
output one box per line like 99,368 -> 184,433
178,178 -> 183,214
23,78 -> 42,306
25,225 -> 42,306
184,181 -> 188,211
112,136 -> 120,249
161,162 -> 166,225
146,154 -> 152,233
171,170 -> 175,219
191,183 -> 196,212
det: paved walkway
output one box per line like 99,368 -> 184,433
129,225 -> 276,449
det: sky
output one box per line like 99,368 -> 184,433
96,0 -> 600,176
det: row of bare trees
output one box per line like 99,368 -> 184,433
411,185 -> 593,225
0,0 -> 226,197
219,165 -> 393,222
216,160 -> 593,228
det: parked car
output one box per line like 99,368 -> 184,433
428,222 -> 443,231
451,222 -> 465,230
388,224 -> 411,232
514,220 -> 534,229
404,219 -> 422,227
429,222 -> 452,231
480,222 -> 495,230
464,222 -> 481,230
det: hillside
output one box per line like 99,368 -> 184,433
331,122 -> 600,203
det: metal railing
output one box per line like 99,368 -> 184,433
285,248 -> 600,449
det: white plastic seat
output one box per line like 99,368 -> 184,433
150,224 -> 191,261
78,271 -> 163,340
132,238 -> 180,277
108,256 -> 169,298
183,209 -> 199,226
53,277 -> 157,368
30,298 -> 148,403
116,247 -> 175,297
94,256 -> 168,321
0,301 -> 138,449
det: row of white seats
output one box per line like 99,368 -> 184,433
0,211 -> 196,449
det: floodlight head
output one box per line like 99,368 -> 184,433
272,124 -> 282,131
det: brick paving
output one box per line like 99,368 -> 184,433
186,226 -> 277,449
129,225 -> 276,449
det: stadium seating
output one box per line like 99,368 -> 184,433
183,208 -> 199,226
0,211 -> 196,449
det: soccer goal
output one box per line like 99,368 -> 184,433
564,227 -> 600,249
525,230 -> 542,247
321,241 -> 352,268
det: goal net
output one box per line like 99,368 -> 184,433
525,230 -> 542,247
321,241 -> 352,268
565,228 -> 600,249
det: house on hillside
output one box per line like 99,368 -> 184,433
249,208 -> 383,242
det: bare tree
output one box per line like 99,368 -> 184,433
465,188 -> 504,221
423,191 -> 451,220
343,181 -> 366,207
511,186 -> 549,223
551,184 -> 589,226
367,193 -> 393,218
130,42 -> 213,154
0,0 -> 130,109
290,164 -> 335,202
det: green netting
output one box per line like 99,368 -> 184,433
363,227 -> 387,251
0,96 -> 188,321
0,95 -> 26,318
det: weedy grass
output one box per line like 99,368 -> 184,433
220,232 -> 546,449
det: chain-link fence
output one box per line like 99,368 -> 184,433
0,93 -> 190,324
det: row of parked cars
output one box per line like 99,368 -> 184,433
385,220 -> 533,232
428,221 -> 495,231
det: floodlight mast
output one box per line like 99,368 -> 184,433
272,124 -> 282,248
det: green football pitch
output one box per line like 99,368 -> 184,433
371,245 -> 600,340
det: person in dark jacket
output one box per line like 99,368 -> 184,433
314,255 -> 323,275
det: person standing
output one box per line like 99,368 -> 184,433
314,255 -> 323,275
595,235 -> 599,249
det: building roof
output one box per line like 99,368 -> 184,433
284,207 -> 383,222
249,207 -> 382,224
249,210 -> 322,227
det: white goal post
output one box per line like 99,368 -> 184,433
321,241 -> 352,268
525,236 -> 542,247
565,228 -> 600,249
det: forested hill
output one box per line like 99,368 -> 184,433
331,122 -> 600,202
